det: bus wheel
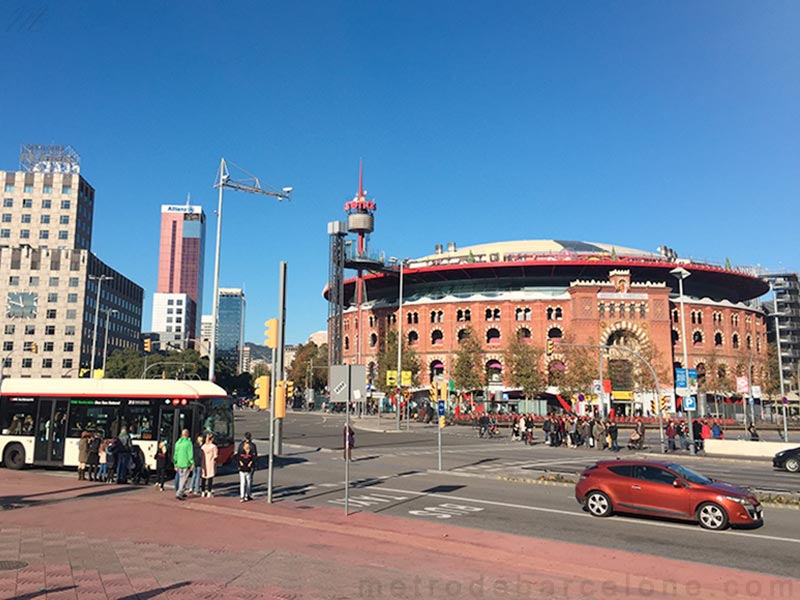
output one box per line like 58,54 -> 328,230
2,443 -> 26,470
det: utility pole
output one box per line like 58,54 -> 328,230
210,158 -> 291,382
89,275 -> 113,376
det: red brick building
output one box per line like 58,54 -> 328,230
335,240 -> 769,415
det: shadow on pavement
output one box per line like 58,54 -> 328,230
1,482 -> 146,510
118,581 -> 190,599
7,586 -> 76,600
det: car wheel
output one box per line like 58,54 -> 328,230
2,443 -> 26,470
585,490 -> 613,517
697,502 -> 729,530
785,457 -> 800,473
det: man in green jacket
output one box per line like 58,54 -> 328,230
173,429 -> 194,500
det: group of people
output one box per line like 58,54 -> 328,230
77,428 -> 147,484
508,414 -> 651,452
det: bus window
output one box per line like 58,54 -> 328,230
125,404 -> 156,440
1,399 -> 36,435
204,400 -> 233,443
67,402 -> 121,438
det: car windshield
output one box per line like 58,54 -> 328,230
667,463 -> 712,485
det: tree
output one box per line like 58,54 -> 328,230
559,341 -> 597,402
452,327 -> 484,392
505,334 -> 543,400
759,343 -> 782,400
699,350 -> 733,397
374,329 -> 421,394
286,342 -> 329,391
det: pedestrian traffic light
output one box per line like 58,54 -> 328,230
143,338 -> 152,353
255,375 -> 269,409
546,338 -> 554,355
275,381 -> 286,418
264,318 -> 278,349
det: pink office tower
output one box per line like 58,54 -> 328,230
155,204 -> 206,337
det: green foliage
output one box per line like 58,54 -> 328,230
559,342 -> 597,400
374,329 -> 421,393
505,334 -> 543,400
452,326 -> 485,391
286,342 -> 329,391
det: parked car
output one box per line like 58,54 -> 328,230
773,447 -> 800,473
575,460 -> 763,531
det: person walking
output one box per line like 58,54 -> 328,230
666,421 -> 677,452
173,429 -> 194,500
200,433 -> 219,498
607,420 -> 620,452
237,440 -> 255,502
343,424 -> 355,460
77,431 -> 90,481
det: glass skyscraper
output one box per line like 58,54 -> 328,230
217,288 -> 245,373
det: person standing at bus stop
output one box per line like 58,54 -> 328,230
173,429 -> 194,500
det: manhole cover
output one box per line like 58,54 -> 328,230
0,560 -> 28,571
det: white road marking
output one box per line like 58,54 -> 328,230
370,486 -> 800,545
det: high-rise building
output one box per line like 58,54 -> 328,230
1,145 -> 143,378
152,203 -> 205,345
763,272 -> 800,397
217,288 -> 245,374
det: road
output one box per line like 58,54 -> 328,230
214,409 -> 800,580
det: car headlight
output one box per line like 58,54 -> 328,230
723,495 -> 747,504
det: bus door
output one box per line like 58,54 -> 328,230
34,398 -> 69,464
157,402 -> 204,450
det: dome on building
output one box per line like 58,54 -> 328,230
416,240 -> 659,262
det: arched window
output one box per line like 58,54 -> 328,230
486,328 -> 501,344
554,307 -> 563,320
493,308 -> 500,320
717,364 -> 727,380
731,313 -> 739,327
407,312 -> 413,325
457,328 -> 470,342
486,360 -> 502,383
431,330 -> 444,345
547,327 -> 563,339
515,308 -> 523,321
387,314 -> 396,325
369,333 -> 378,348
369,315 -> 375,327
485,308 -> 493,321
672,329 -> 679,345
693,331 -> 703,346
598,303 -> 606,317
408,331 -> 419,346
746,335 -> 752,350
430,311 -> 437,324
714,332 -> 723,347
524,308 -> 531,321
732,333 -> 740,349
517,327 -> 532,342
628,303 -> 636,318
412,312 -> 419,324
639,304 -> 646,318
672,308 -> 679,323
546,307 -> 554,320
344,336 -> 350,351
464,309 -> 471,322
609,304 -> 616,317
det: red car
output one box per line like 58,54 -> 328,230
575,460 -> 763,530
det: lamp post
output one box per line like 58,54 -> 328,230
210,158 -> 292,382
670,267 -> 696,454
772,283 -> 789,442
101,308 -> 119,376
392,258 -> 406,432
89,275 -> 113,376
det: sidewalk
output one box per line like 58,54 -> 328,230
1,469 -> 799,599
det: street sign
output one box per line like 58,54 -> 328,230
683,395 -> 696,411
675,368 -> 698,396
401,370 -> 412,386
736,376 -> 749,394
386,370 -> 397,386
592,380 -> 602,394
748,397 -> 754,405
437,400 -> 445,417
783,397 -> 789,405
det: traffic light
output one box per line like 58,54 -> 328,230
440,381 -> 448,402
30,342 -> 38,354
275,381 -> 286,418
143,338 -> 152,353
264,318 -> 278,349
546,338 -> 554,355
286,380 -> 295,399
255,375 -> 269,409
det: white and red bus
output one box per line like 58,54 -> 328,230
0,378 -> 234,470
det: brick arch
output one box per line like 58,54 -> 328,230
600,320 -> 650,349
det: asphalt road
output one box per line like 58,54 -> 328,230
210,409 -> 800,579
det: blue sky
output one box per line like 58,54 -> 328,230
1,1 -> 798,344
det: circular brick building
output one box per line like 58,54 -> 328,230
335,240 -> 770,415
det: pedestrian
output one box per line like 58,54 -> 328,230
634,418 -> 646,450
201,433 -> 219,498
105,438 -> 117,483
173,429 -> 194,500
154,440 -> 169,491
98,439 -> 109,482
344,424 -> 355,460
747,423 -> 759,441
115,428 -> 133,484
237,440 -> 255,502
607,420 -> 620,452
190,434 -> 204,495
593,418 -> 605,450
77,431 -> 90,481
86,432 -> 101,481
666,421 -> 676,452
678,421 -> 688,451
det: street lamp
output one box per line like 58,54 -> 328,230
89,275 -> 113,376
101,308 -> 119,376
390,258 -> 407,431
670,267 -> 696,454
209,158 -> 291,382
